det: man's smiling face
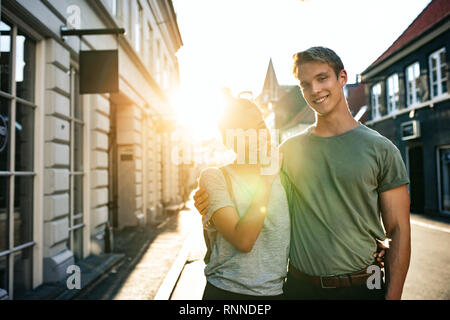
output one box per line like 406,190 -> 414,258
296,61 -> 347,117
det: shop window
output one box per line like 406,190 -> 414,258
0,16 -> 35,299
68,66 -> 84,262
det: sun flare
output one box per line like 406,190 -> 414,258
169,86 -> 229,142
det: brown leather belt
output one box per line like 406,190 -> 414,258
288,263 -> 381,289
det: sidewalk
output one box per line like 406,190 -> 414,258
20,199 -> 202,300
111,205 -> 199,300
73,199 -> 202,300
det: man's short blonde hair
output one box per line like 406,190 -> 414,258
292,46 -> 345,79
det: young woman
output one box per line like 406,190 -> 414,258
199,98 -> 289,300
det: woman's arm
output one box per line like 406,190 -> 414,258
210,179 -> 273,253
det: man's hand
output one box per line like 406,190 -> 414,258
193,187 -> 209,216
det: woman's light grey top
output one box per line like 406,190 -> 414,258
199,166 -> 290,296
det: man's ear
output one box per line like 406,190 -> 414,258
339,69 -> 348,87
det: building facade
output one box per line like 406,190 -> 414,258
0,0 -> 184,299
362,0 -> 449,217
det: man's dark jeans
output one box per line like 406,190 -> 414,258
283,272 -> 386,300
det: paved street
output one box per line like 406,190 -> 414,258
402,214 -> 450,299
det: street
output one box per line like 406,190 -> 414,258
402,214 -> 450,299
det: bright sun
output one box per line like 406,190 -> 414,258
169,86 -> 228,142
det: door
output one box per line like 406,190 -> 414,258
408,146 -> 425,213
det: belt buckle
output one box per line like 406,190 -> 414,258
320,275 -> 337,289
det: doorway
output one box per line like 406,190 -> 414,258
407,145 -> 425,213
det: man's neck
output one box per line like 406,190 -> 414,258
312,102 -> 358,137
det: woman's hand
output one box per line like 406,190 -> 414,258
373,238 -> 390,268
260,152 -> 283,187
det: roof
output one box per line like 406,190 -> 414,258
280,104 -> 315,130
363,0 -> 450,73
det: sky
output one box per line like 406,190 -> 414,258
170,0 -> 432,140
173,0 -> 432,94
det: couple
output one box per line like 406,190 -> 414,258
194,47 -> 411,300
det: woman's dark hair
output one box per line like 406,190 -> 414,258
218,98 -> 264,137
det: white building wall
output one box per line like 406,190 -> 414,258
89,94 -> 110,253
42,39 -> 74,282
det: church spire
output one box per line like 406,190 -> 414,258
261,58 -> 279,102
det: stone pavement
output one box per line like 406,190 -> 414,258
74,199 -> 202,300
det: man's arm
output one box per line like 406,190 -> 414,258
379,184 -> 411,300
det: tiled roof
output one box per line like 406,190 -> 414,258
364,0 -> 450,72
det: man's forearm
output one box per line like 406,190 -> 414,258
384,225 -> 411,300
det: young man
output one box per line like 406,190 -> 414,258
194,47 -> 411,300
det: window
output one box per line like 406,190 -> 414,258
162,56 -> 169,89
371,83 -> 381,119
406,62 -> 421,107
67,66 -> 84,261
110,0 -> 117,17
386,73 -> 399,114
429,47 -> 447,98
135,2 -> 144,54
147,23 -> 153,72
438,147 -> 450,214
155,39 -> 161,84
0,17 -> 35,299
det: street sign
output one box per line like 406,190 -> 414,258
79,50 -> 119,94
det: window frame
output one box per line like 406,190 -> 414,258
405,61 -> 421,108
67,64 -> 85,262
371,83 -> 382,120
386,73 -> 399,114
429,47 -> 447,99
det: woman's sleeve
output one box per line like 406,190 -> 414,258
198,167 -> 235,232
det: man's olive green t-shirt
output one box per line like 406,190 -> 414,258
279,123 -> 409,276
